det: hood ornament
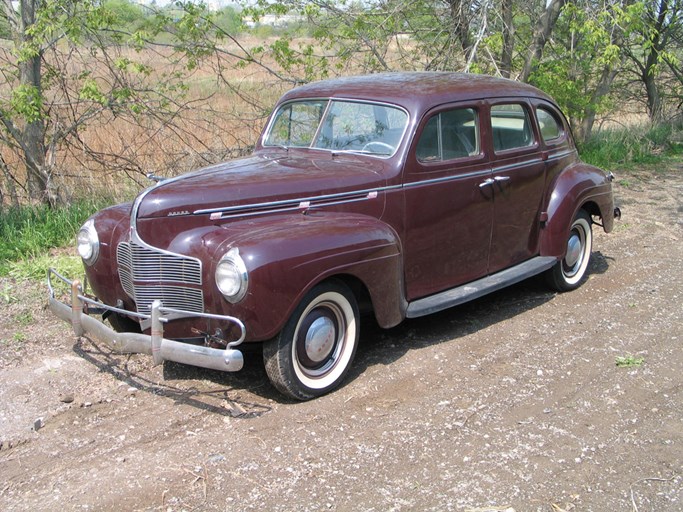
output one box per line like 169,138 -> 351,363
146,172 -> 166,183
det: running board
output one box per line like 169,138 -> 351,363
406,256 -> 558,318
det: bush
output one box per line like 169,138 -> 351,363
580,121 -> 683,170
0,199 -> 111,275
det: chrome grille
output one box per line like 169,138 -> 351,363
129,285 -> 204,314
116,241 -> 202,285
117,241 -> 204,314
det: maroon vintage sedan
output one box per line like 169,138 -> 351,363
49,72 -> 619,400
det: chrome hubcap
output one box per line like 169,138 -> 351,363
565,233 -> 582,268
305,316 -> 336,363
295,303 -> 344,377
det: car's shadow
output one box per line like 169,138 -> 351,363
73,253 -> 612,412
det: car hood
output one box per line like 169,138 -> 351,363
136,152 -> 388,219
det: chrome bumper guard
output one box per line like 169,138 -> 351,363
47,268 -> 246,372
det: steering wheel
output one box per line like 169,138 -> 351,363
361,141 -> 395,154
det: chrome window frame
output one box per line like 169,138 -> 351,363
262,97 -> 410,159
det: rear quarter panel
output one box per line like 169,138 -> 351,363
540,162 -> 615,257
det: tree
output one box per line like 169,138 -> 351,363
623,0 -> 683,121
500,0 -> 514,77
519,0 -> 567,82
103,0 -> 146,30
521,1 -> 637,141
215,6 -> 242,35
1,0 -> 680,208
241,0 -> 499,74
0,0 -> 252,206
1,0 -> 52,203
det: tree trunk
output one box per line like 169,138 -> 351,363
576,66 -> 620,143
642,0 -> 670,122
520,0 -> 566,83
17,0 -> 52,205
500,0 -> 514,78
446,0 -> 472,61
644,69 -> 664,122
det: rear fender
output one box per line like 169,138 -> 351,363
540,163 -> 615,258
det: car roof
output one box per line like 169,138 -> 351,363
278,72 -> 555,113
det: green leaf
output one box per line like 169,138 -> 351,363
79,79 -> 108,105
10,85 -> 43,123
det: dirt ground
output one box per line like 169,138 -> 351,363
0,166 -> 681,512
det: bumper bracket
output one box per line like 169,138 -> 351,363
48,269 -> 246,372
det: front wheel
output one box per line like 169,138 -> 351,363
263,281 -> 360,400
545,209 -> 593,292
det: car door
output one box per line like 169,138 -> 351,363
486,100 -> 547,274
402,103 -> 493,300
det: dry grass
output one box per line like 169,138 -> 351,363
1,41 -> 295,204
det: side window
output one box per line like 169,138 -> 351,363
416,108 -> 479,162
490,104 -> 535,152
536,107 -> 563,142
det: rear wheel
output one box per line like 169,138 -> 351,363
263,281 -> 359,400
546,209 -> 593,291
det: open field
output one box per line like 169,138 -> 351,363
0,164 -> 682,511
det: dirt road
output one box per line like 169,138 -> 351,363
1,166 -> 681,511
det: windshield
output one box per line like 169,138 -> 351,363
264,99 -> 408,157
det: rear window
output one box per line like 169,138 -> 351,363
536,107 -> 563,142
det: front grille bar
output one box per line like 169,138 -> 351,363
117,241 -> 204,315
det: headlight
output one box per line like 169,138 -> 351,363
77,219 -> 99,266
215,247 -> 248,303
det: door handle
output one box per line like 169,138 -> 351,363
479,178 -> 495,189
494,175 -> 510,182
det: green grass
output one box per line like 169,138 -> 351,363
615,355 -> 645,368
0,199 -> 110,277
580,121 -> 683,170
8,253 -> 85,281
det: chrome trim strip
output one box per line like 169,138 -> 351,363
491,158 -> 544,173
403,169 -> 492,189
199,170 -> 497,219
195,187 -> 400,216
197,170 -> 498,219
145,151 -> 576,223
546,148 -> 577,161
211,193 -> 389,220
129,178 -> 203,270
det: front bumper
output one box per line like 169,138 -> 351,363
48,268 -> 246,372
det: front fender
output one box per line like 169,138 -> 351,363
206,211 -> 404,341
540,163 -> 615,258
